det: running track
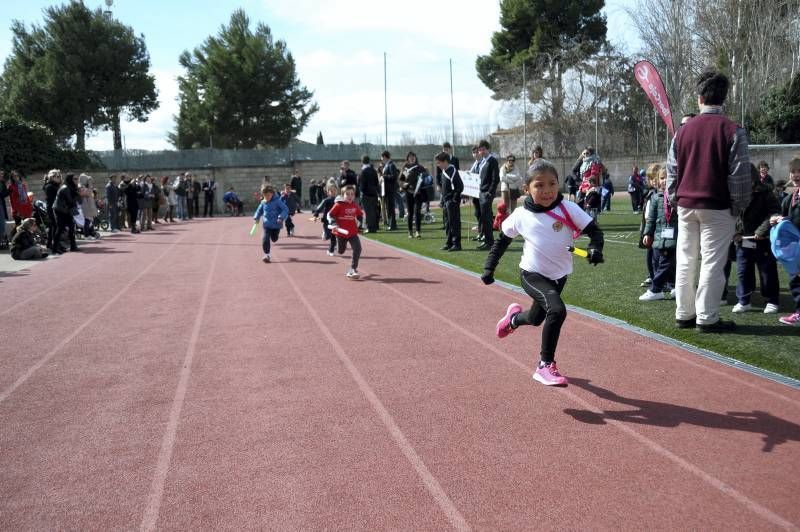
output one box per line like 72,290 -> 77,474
1,216 -> 799,530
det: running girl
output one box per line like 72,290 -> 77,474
481,159 -> 605,386
327,185 -> 364,279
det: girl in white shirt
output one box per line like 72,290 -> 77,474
481,159 -> 605,386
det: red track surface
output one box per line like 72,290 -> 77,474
1,216 -> 799,531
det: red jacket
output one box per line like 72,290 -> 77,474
9,181 -> 33,218
493,202 -> 509,230
328,198 -> 363,239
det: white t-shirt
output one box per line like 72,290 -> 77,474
501,200 -> 593,279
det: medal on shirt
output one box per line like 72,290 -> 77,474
552,220 -> 563,232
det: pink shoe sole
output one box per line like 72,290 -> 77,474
496,303 -> 522,338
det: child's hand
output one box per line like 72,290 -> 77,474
642,235 -> 653,247
770,215 -> 785,225
587,249 -> 604,266
481,269 -> 495,285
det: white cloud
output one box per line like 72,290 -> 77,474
86,68 -> 180,151
264,0 -> 500,54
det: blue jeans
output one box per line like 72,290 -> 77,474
735,241 -> 779,305
650,247 -> 676,293
176,196 -> 187,219
261,228 -> 280,254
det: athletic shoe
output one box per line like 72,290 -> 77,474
778,311 -> 800,326
496,303 -> 522,339
696,319 -> 736,333
326,251 -> 334,257
415,232 -> 421,239
346,268 -> 359,279
763,303 -> 779,314
262,254 -> 271,263
732,303 -> 752,313
675,316 -> 696,329
638,289 -> 665,301
533,362 -> 568,386
639,277 -> 652,287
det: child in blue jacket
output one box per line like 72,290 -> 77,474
253,184 -> 289,263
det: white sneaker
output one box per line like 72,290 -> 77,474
346,268 -> 359,279
326,251 -> 334,257
262,254 -> 271,263
639,290 -> 665,301
732,303 -> 752,313
640,278 -> 652,287
763,303 -> 780,314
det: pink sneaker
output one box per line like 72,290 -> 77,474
778,311 -> 800,326
533,362 -> 568,386
496,303 -> 522,338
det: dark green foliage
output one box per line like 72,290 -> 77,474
751,73 -> 800,144
0,118 -> 101,175
316,131 -> 324,145
170,10 -> 318,149
0,1 -> 157,151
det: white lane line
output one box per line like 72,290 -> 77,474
279,264 -> 471,532
0,234 -> 188,405
139,229 -> 224,532
380,282 -> 798,531
366,237 -> 800,400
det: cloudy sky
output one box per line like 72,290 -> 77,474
0,0 -> 640,151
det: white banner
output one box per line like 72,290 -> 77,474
460,171 -> 481,199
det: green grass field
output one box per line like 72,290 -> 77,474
365,197 -> 800,381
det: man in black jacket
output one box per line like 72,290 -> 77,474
380,151 -> 399,230
358,155 -> 380,233
290,173 -> 303,211
339,161 -> 358,190
476,139 -> 500,249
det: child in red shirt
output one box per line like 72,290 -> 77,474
327,185 -> 364,279
493,201 -> 509,231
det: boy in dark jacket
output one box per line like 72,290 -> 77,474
640,168 -> 678,300
732,164 -> 782,314
313,184 -> 339,256
435,151 -> 464,251
280,183 -> 299,236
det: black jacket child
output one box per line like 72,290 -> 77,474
739,180 -> 781,238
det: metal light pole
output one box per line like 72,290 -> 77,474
449,59 -> 455,148
384,52 -> 388,148
522,62 -> 527,157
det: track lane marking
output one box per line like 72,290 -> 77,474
0,233 -> 189,405
139,228 -> 224,532
379,281 -> 798,531
279,263 -> 472,532
366,237 -> 800,404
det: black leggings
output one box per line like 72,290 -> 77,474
515,270 -> 568,363
405,192 -> 424,234
54,210 -> 76,250
337,235 -> 362,269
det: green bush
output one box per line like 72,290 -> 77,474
0,118 -> 102,175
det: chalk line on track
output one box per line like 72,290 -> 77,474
0,233 -> 189,406
140,229 -> 224,532
366,237 -> 800,398
377,281 -> 798,531
278,263 -> 472,532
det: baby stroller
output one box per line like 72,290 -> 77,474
31,200 -> 50,245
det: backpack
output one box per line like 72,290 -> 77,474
421,173 -> 434,188
770,220 -> 800,277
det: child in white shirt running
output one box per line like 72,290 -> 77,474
481,159 -> 605,386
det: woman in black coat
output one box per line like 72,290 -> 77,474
52,173 -> 79,253
43,169 -> 62,251
400,151 -> 428,238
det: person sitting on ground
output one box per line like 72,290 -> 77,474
223,187 -> 243,216
11,218 -> 48,260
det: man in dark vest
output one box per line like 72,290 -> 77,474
476,139 -> 499,250
666,70 -> 751,333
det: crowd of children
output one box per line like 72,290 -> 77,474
635,156 -> 800,328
